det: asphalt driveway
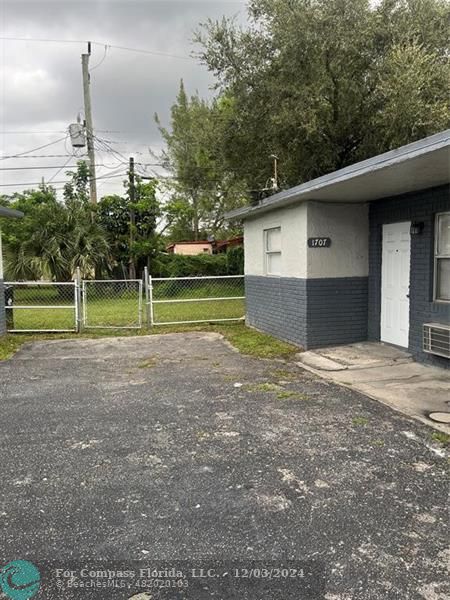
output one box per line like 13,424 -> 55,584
0,332 -> 448,599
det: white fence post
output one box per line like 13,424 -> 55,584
75,267 -> 82,333
143,267 -> 150,329
148,274 -> 154,327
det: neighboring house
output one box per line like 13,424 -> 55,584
226,130 -> 450,368
214,236 -> 244,254
166,241 -> 213,255
0,206 -> 23,335
167,237 -> 244,256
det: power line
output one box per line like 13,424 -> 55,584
0,136 -> 67,160
94,135 -> 130,164
0,37 -> 193,61
0,171 -> 128,188
47,155 -> 74,184
0,159 -> 137,172
0,165 -> 81,171
103,42 -> 191,61
0,154 -> 89,159
90,45 -> 108,70
0,130 -> 68,135
0,129 -> 137,135
0,36 -> 95,45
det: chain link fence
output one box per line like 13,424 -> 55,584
3,275 -> 245,332
4,282 -> 77,332
149,275 -> 245,325
82,279 -> 143,329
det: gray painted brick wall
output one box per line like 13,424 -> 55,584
369,184 -> 450,368
245,275 -> 368,349
306,277 -> 368,348
0,279 -> 6,336
245,276 -> 308,346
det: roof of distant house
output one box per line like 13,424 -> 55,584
166,240 -> 212,250
215,236 -> 244,250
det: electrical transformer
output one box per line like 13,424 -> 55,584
69,123 -> 86,148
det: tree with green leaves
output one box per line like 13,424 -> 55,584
192,0 -> 450,189
97,176 -> 163,276
155,81 -> 248,240
1,162 -> 111,280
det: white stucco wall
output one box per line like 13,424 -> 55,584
307,202 -> 369,278
244,204 -> 308,277
243,201 -> 369,279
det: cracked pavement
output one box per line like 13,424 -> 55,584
0,332 -> 448,599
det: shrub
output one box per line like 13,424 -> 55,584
226,246 -> 244,275
151,253 -> 230,278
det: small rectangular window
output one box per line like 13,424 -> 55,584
264,227 -> 282,275
435,213 -> 450,302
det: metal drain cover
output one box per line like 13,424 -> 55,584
428,412 -> 450,424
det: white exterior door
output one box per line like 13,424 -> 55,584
381,222 -> 411,347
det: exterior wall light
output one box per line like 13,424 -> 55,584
410,222 -> 424,235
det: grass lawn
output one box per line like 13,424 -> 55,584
7,308 -> 78,331
153,298 -> 245,324
7,297 -> 245,330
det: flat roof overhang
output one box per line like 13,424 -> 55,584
226,129 -> 450,220
0,206 -> 24,219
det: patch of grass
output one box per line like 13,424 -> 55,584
218,325 -> 297,359
0,322 -> 298,363
137,356 -> 158,369
431,432 -> 450,447
352,416 -> 369,427
370,438 -> 385,447
0,333 -> 82,361
270,368 -> 297,381
276,390 -> 308,401
246,382 -> 283,393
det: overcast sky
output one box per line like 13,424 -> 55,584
1,0 -> 248,197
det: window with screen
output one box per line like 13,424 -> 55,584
264,227 -> 281,276
435,212 -> 450,302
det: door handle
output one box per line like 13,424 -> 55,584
406,294 -> 410,298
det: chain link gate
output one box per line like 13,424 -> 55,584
147,275 -> 245,326
4,281 -> 78,333
81,279 -> 143,329
4,274 -> 245,333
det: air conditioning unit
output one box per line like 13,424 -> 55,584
423,323 -> 450,359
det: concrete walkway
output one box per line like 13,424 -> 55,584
297,342 -> 450,434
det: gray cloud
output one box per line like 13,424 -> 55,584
1,0 -> 248,195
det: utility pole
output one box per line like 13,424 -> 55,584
81,42 -> 97,204
128,157 -> 136,280
270,154 -> 279,192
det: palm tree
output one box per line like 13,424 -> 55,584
3,182 -> 111,282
